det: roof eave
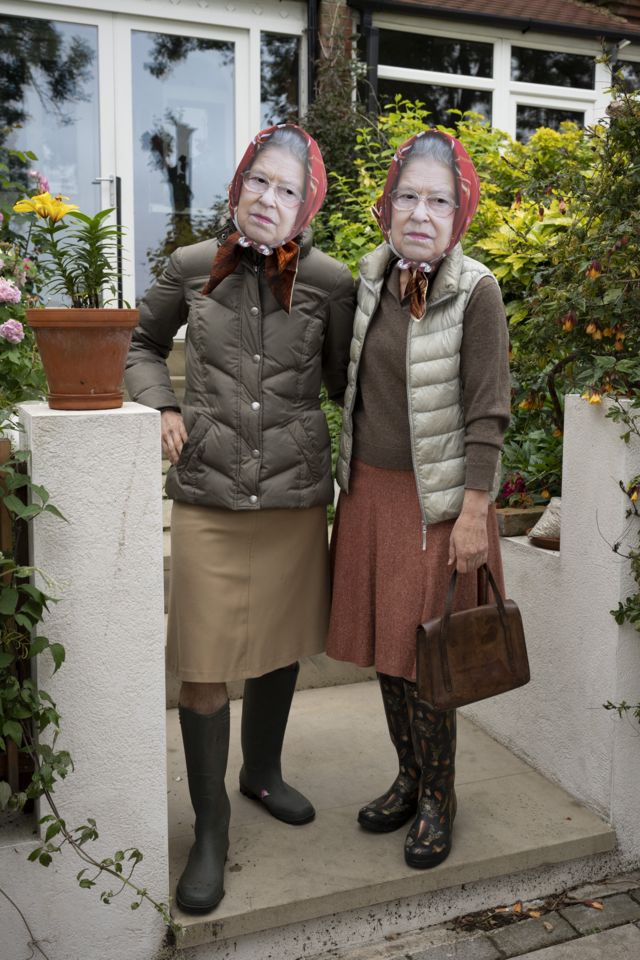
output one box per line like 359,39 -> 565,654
347,0 -> 640,43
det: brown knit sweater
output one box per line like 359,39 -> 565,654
352,269 -> 511,491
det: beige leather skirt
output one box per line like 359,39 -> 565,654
166,501 -> 329,682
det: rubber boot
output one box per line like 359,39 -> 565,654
358,673 -> 420,832
403,681 -> 457,869
176,703 -> 231,913
239,663 -> 315,824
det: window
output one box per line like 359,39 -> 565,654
379,29 -> 492,77
260,33 -> 300,126
516,105 -> 585,142
378,79 -> 492,125
615,59 -> 640,91
511,46 -> 595,89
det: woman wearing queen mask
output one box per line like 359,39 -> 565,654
126,124 -> 354,912
327,130 -> 510,869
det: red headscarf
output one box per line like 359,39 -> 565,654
372,130 -> 480,319
202,124 -> 327,312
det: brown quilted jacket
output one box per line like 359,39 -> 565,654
125,231 -> 355,510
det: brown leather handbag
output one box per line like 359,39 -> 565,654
416,565 -> 530,710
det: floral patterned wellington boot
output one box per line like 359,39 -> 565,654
358,673 -> 421,832
403,681 -> 457,869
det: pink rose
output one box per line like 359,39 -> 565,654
0,319 -> 25,343
0,278 -> 21,303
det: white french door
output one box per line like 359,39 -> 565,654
1,2 -> 253,305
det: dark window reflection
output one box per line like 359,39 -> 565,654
511,46 -> 595,89
516,105 -> 584,142
261,33 -> 299,126
614,60 -> 640,91
379,30 -> 492,78
0,16 -> 99,217
132,31 -> 235,300
377,79 -> 492,125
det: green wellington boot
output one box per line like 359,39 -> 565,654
403,682 -> 457,869
239,663 -> 315,825
358,673 -> 420,832
176,703 -> 231,913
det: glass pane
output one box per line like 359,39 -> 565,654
516,105 -> 584,142
261,33 -> 299,126
379,30 -> 493,78
511,46 -> 595,89
378,79 -> 492,126
132,31 -> 235,301
0,15 -> 100,215
615,60 -> 640,91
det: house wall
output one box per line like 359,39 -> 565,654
464,394 -> 640,865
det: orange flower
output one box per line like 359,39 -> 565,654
588,391 -> 602,404
586,260 -> 602,280
585,321 -> 597,335
631,489 -> 639,503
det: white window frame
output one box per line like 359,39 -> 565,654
371,12 -> 638,137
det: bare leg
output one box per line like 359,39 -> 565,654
180,681 -> 228,715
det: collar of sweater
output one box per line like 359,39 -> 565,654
359,241 -> 463,308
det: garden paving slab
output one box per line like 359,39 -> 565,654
558,892 -> 640,934
167,682 -> 615,947
409,936 -> 500,959
567,871 -> 640,902
487,911 -> 575,957
507,922 -> 640,959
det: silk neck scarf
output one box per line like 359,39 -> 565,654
202,124 -> 327,312
372,130 -> 480,320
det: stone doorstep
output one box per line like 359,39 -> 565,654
166,682 -> 616,951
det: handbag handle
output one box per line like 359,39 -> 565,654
437,564 -> 514,693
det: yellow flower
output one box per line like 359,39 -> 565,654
553,428 -> 563,438
631,489 -> 638,503
541,489 -> 551,499
588,392 -> 602,404
585,321 -> 597,335
13,191 -> 77,222
48,194 -> 79,222
13,191 -> 54,219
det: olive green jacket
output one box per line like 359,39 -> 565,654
125,232 -> 355,510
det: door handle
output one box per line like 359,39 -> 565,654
92,174 -> 124,308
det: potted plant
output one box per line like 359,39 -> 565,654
11,191 -> 137,410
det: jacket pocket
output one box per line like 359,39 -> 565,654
176,415 -> 212,476
285,415 -> 328,486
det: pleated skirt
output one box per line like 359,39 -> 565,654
326,459 -> 505,682
167,501 -> 329,682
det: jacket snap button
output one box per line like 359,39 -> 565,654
251,401 -> 260,411
252,449 -> 260,458
252,354 -> 261,363
250,306 -> 259,316
249,495 -> 258,504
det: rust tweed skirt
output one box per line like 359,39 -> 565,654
326,459 -> 505,682
167,501 -> 329,683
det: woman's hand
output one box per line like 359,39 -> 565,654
161,409 -> 188,465
448,489 -> 490,574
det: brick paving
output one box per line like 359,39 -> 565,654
311,874 -> 640,960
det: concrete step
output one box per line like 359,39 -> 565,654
167,682 -> 616,956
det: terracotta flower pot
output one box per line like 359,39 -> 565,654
26,308 -> 138,410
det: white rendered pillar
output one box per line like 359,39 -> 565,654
0,402 -> 168,960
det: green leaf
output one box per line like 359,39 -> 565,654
44,504 -> 67,521
2,719 -> 22,746
45,822 -> 62,842
38,852 -> 52,867
0,588 -> 18,615
0,651 -> 15,669
49,643 -> 66,673
1,494 -> 26,515
28,636 -> 49,658
0,780 -> 12,811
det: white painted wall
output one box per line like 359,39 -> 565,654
0,402 -> 169,960
464,394 -> 640,865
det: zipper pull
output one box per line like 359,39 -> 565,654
421,522 -> 427,551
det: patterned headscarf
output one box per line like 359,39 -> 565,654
372,130 -> 480,319
202,124 -> 327,312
